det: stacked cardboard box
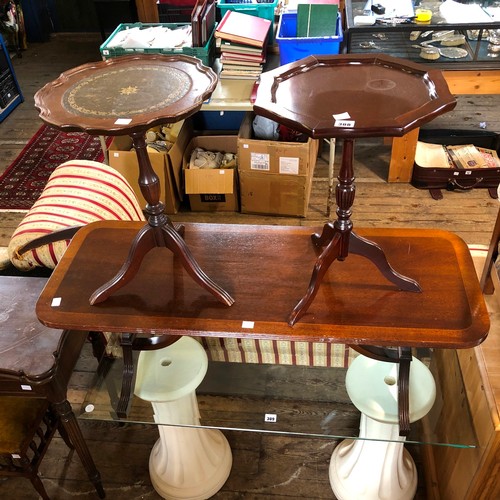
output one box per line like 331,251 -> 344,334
108,120 -> 193,214
237,113 -> 319,217
109,113 -> 318,216
182,135 -> 239,212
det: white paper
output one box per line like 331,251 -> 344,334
279,157 -> 299,175
250,152 -> 270,171
439,0 -> 492,23
415,141 -> 449,169
333,112 -> 351,121
363,0 -> 414,18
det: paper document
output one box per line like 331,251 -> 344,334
362,0 -> 414,18
439,0 -> 493,23
415,142 -> 451,169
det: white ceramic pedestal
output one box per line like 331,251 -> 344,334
134,337 -> 232,500
330,354 -> 436,500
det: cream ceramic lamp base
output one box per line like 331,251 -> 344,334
134,337 -> 232,499
330,354 -> 436,500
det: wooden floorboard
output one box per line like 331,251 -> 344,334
0,33 -> 498,498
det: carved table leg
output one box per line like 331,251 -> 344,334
289,138 -> 420,326
288,231 -> 343,326
52,399 -> 105,498
115,333 -> 136,418
90,132 -> 233,307
350,345 -> 414,436
349,232 -> 421,293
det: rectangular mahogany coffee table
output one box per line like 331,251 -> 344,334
36,221 -> 489,350
36,221 -> 489,422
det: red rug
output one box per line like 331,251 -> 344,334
0,124 -> 111,210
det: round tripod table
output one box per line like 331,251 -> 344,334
254,54 -> 457,326
34,54 -> 234,308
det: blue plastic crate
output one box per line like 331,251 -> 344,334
276,11 -> 343,66
217,0 -> 278,44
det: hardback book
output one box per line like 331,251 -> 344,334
200,0 -> 216,46
222,63 -> 263,73
220,70 -> 261,80
191,0 -> 206,46
220,40 -> 265,54
220,50 -> 266,64
220,54 -> 264,66
215,10 -> 271,48
297,2 -> 338,37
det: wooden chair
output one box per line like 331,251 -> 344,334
0,396 -> 72,499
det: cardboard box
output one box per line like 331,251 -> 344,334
108,120 -> 193,214
166,119 -> 193,202
183,135 -> 239,212
237,112 -> 319,217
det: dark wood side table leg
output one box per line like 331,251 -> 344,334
288,231 -> 343,326
350,345 -> 412,437
113,333 -> 182,418
51,399 -> 105,498
115,333 -> 136,419
288,139 -> 356,326
349,232 -> 421,292
89,132 -> 234,307
397,347 -> 412,437
289,138 -> 421,326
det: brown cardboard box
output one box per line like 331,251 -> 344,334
108,120 -> 193,214
165,119 -> 193,203
183,135 -> 239,212
237,113 -> 319,217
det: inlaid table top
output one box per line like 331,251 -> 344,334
36,221 -> 489,350
34,54 -> 218,136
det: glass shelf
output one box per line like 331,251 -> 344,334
79,344 -> 478,449
345,0 -> 500,70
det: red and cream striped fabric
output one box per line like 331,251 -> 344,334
8,160 -> 145,270
199,337 -> 356,368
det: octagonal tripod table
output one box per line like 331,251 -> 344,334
34,54 -> 234,308
254,54 -> 457,327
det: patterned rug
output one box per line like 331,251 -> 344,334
0,124 -> 111,211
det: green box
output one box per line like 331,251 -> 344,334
100,22 -> 216,68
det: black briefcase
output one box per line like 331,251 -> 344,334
411,129 -> 500,200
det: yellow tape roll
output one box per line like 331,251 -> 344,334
415,8 -> 432,23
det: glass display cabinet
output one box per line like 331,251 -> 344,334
344,0 -> 500,69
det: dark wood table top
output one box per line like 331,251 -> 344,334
33,54 -> 218,136
0,275 -> 87,397
0,277 -> 71,382
254,54 -> 457,139
0,276 -> 104,497
36,221 -> 489,349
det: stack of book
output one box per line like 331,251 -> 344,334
215,10 -> 271,80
